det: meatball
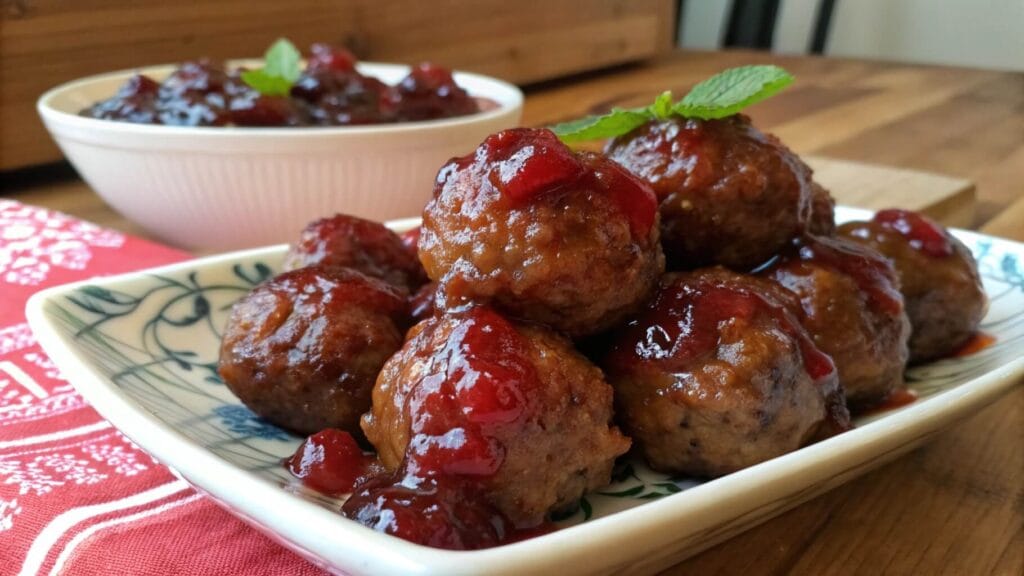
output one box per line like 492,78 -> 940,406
839,209 -> 987,362
282,214 -> 428,293
809,182 -> 837,236
760,236 -> 911,408
218,266 -> 408,437
419,128 -> 664,338
606,115 -> 818,270
600,268 -> 847,477
361,306 -> 631,527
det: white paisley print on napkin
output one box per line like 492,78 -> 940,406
0,200 -> 124,286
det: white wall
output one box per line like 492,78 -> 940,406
825,0 -> 1024,71
679,0 -> 1024,72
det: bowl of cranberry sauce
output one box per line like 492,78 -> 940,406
37,45 -> 523,251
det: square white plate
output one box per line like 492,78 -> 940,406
26,208 -> 1024,576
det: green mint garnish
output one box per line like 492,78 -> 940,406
551,65 -> 794,143
553,91 -> 675,144
241,38 -> 302,96
674,65 -> 794,119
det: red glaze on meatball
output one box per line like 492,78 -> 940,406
760,235 -> 911,408
409,282 -> 438,322
606,115 -> 819,270
361,306 -> 630,527
218,266 -> 408,437
839,209 -> 987,362
601,268 -> 847,477
419,128 -> 664,338
282,214 -> 428,293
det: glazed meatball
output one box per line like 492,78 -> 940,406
218,266 -> 408,437
361,306 -> 631,527
761,236 -> 911,408
606,115 -> 819,270
600,268 -> 847,477
282,214 -> 428,293
809,182 -> 837,236
419,128 -> 664,338
839,209 -> 987,362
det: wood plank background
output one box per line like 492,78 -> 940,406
0,0 -> 677,170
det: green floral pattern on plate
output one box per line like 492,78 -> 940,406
41,219 -> 1024,526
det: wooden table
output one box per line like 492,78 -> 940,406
5,50 -> 1023,575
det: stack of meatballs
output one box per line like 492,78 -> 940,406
218,113 -> 987,549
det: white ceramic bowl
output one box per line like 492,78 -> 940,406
37,62 -> 523,251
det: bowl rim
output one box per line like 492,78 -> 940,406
37,60 -> 524,138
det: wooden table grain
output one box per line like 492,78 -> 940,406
5,50 -> 1023,575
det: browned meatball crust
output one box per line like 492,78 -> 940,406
218,266 -> 408,437
809,182 -> 837,236
606,115 -> 819,270
839,209 -> 987,362
362,306 -> 631,527
601,268 -> 847,477
419,128 -> 664,338
283,214 -> 427,292
761,236 -> 911,408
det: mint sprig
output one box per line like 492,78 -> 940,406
551,65 -> 794,143
241,38 -> 302,96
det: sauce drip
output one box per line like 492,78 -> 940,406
286,429 -> 377,495
860,388 -> 918,416
609,274 -> 835,382
950,332 -> 996,357
874,209 -> 954,258
334,307 -> 549,549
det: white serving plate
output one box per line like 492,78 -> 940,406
25,208 -> 1024,576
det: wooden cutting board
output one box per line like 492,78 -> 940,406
807,156 -> 975,227
15,156 -> 976,251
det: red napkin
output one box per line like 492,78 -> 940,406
0,200 -> 325,576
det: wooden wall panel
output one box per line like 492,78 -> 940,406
0,0 -> 677,170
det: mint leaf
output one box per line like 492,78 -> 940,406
241,38 -> 302,96
648,91 -> 674,120
240,70 -> 293,96
549,65 -> 794,143
263,38 -> 301,83
550,107 -> 653,143
673,65 -> 793,120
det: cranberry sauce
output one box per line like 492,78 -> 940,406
81,44 -> 481,127
341,306 -> 545,549
873,209 -> 955,258
608,273 -> 835,382
402,306 -> 541,478
388,62 -> 479,121
342,474 -> 508,550
447,128 -> 658,236
859,388 -> 918,416
286,429 -> 378,495
783,235 -> 904,316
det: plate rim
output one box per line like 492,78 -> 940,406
24,209 -> 1024,575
